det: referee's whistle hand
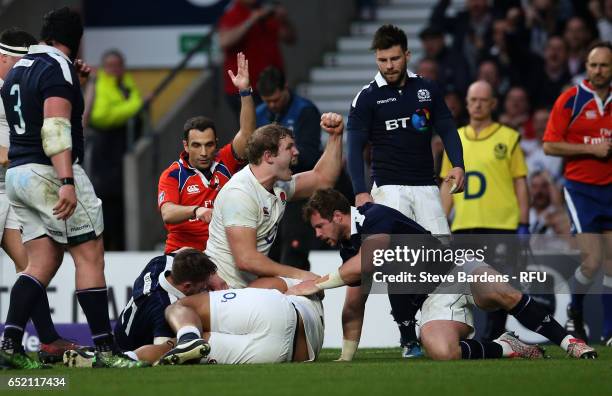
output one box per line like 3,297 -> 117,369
53,185 -> 77,220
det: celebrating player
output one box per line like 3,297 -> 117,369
288,188 -> 598,360
204,112 -> 344,288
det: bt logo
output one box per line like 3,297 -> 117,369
385,117 -> 411,131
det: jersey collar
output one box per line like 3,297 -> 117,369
579,79 -> 612,115
374,69 -> 418,88
463,123 -> 502,140
158,256 -> 186,300
179,151 -> 218,184
28,44 -> 72,63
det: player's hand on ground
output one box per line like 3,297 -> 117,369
355,192 -> 373,207
590,142 -> 612,159
320,112 -> 344,135
228,52 -> 250,91
444,167 -> 465,194
285,279 -> 321,296
195,207 -> 213,223
53,185 -> 77,220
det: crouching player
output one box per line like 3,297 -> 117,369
288,188 -> 598,360
64,248 -> 226,366
159,277 -> 324,365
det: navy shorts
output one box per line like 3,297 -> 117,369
563,180 -> 612,234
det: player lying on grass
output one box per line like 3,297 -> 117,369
287,188 -> 598,360
156,276 -> 324,365
63,248 -> 227,367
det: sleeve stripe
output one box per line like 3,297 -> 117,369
47,53 -> 73,85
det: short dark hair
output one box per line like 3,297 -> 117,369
0,27 -> 37,48
40,7 -> 83,59
246,124 -> 294,165
303,188 -> 351,222
183,116 -> 217,141
371,24 -> 408,51
171,248 -> 217,284
257,66 -> 286,96
587,41 -> 612,55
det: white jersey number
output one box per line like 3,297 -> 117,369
9,84 -> 26,135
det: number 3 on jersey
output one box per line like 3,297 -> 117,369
9,84 -> 26,134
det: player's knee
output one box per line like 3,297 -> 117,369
422,338 -> 459,361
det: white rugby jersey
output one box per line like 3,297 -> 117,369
0,78 -> 9,186
205,165 -> 296,288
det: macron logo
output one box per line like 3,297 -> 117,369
377,97 -> 397,105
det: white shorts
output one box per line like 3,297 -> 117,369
0,191 -> 21,242
6,164 -> 104,245
207,288 -> 297,364
420,293 -> 476,338
371,184 -> 450,236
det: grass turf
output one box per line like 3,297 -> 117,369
2,347 -> 611,396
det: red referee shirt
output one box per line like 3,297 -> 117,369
158,144 -> 244,253
543,80 -> 612,186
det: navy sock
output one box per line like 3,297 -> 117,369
76,287 -> 115,352
509,294 -> 567,345
602,276 -> 612,339
30,290 -> 60,344
569,267 -> 592,312
459,339 -> 503,359
1,274 -> 45,352
388,293 -> 424,345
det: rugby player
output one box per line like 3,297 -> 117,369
0,27 -> 80,365
346,24 -> 465,358
158,276 -> 324,365
204,112 -> 344,288
158,52 -> 255,253
64,249 -> 225,367
0,8 -> 146,369
288,188 -> 598,360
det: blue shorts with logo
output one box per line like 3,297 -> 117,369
563,180 -> 612,234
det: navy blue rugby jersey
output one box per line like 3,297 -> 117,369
347,70 -> 462,191
1,45 -> 84,168
114,255 -> 182,350
339,202 -> 430,262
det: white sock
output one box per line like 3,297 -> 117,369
176,325 -> 201,341
493,340 -> 513,357
124,350 -> 139,361
560,335 -> 574,351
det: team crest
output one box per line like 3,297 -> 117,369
585,110 -> 597,119
494,143 -> 507,159
279,191 -> 287,202
417,89 -> 431,102
263,207 -> 270,216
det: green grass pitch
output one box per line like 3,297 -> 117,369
3,347 -> 611,396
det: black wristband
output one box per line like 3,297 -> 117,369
192,206 -> 200,220
239,87 -> 253,97
60,177 -> 74,186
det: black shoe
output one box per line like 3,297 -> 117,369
565,304 -> 588,342
159,339 -> 211,365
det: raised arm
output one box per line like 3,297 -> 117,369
229,52 -> 256,159
291,112 -> 344,200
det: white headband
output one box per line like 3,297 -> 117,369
0,42 -> 28,57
